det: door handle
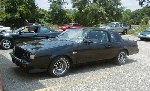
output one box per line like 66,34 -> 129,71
105,44 -> 112,48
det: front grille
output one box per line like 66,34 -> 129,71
14,46 -> 30,62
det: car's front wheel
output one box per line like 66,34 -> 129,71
0,39 -> 13,50
48,56 -> 70,77
114,50 -> 127,65
140,38 -> 146,41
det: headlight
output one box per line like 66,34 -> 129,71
30,55 -> 35,60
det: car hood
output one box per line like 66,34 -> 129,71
17,39 -> 78,53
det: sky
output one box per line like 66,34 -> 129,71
35,0 -> 142,11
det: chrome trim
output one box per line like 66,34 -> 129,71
10,52 -> 29,64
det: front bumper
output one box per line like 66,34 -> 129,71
10,52 -> 31,68
138,35 -> 150,39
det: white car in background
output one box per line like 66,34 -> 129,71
99,22 -> 129,35
0,25 -> 12,33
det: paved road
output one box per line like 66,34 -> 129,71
1,35 -> 150,91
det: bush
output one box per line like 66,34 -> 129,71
128,25 -> 150,35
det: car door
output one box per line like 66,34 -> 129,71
74,30 -> 118,63
15,26 -> 37,44
34,26 -> 53,39
114,23 -> 123,33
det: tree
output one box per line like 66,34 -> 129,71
49,0 -> 72,25
37,9 -> 51,24
3,0 -> 38,28
73,0 -> 123,26
138,0 -> 150,6
74,3 -> 105,26
121,9 -> 132,25
130,6 -> 150,25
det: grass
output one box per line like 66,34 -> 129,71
128,25 -> 150,36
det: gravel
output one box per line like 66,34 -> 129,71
1,35 -> 150,91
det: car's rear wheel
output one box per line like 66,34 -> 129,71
122,30 -> 127,35
0,39 -> 13,50
48,56 -> 70,77
114,50 -> 127,65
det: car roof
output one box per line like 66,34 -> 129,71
82,27 -> 116,32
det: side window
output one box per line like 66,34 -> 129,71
119,23 -> 123,27
115,23 -> 119,27
39,27 -> 50,33
73,24 -> 80,26
22,27 -> 34,33
86,31 -> 109,43
110,32 -> 121,42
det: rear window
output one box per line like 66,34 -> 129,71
86,31 -> 109,43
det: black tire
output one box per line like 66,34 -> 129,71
122,30 -> 127,35
114,50 -> 127,65
140,38 -> 145,41
48,56 -> 70,77
0,39 -> 13,50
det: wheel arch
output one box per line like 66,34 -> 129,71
49,55 -> 74,67
120,48 -> 129,55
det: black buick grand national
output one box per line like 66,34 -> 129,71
10,28 -> 139,77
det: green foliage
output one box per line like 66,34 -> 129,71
128,25 -> 150,35
37,9 -> 51,24
0,0 -> 38,28
74,3 -> 105,26
49,0 -> 72,25
130,6 -> 150,25
73,0 -> 123,26
138,0 -> 150,6
1,0 -> 150,28
121,9 -> 132,25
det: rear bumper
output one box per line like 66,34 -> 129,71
128,45 -> 139,55
10,52 -> 31,68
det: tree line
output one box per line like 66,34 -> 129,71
0,0 -> 149,28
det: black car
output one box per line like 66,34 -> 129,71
0,24 -> 61,49
10,28 -> 139,77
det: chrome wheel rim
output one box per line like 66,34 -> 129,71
53,58 -> 69,75
118,52 -> 127,64
2,40 -> 11,49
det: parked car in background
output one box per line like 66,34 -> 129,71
0,25 -> 12,33
10,28 -> 139,77
100,22 -> 129,35
59,23 -> 82,31
0,24 -> 61,49
138,28 -> 150,40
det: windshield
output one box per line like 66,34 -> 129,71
57,29 -> 87,43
